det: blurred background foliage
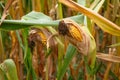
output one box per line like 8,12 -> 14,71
0,0 -> 120,80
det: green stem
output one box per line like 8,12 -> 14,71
58,2 -> 63,19
57,1 -> 64,80
0,31 -> 4,63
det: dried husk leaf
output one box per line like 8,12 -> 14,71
28,28 -> 57,79
96,53 -> 120,63
58,19 -> 90,56
58,19 -> 96,70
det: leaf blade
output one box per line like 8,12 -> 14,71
57,44 -> 76,80
0,11 -> 84,30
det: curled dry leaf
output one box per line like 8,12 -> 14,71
28,28 -> 47,51
58,19 -> 90,56
28,28 -> 47,79
96,53 -> 120,63
28,28 -> 58,79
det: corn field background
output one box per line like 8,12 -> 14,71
0,0 -> 120,80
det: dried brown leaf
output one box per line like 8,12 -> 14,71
29,28 -> 58,79
0,0 -> 14,25
96,53 -> 120,63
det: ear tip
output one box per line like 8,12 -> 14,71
58,20 -> 69,35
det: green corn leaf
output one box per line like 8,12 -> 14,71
92,0 -> 105,12
57,44 -> 76,80
90,0 -> 101,9
0,59 -> 18,80
0,11 -> 84,30
0,68 -> 7,80
22,28 -> 37,80
107,42 -> 120,47
59,0 -> 120,36
22,11 -> 84,24
110,70 -> 119,80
